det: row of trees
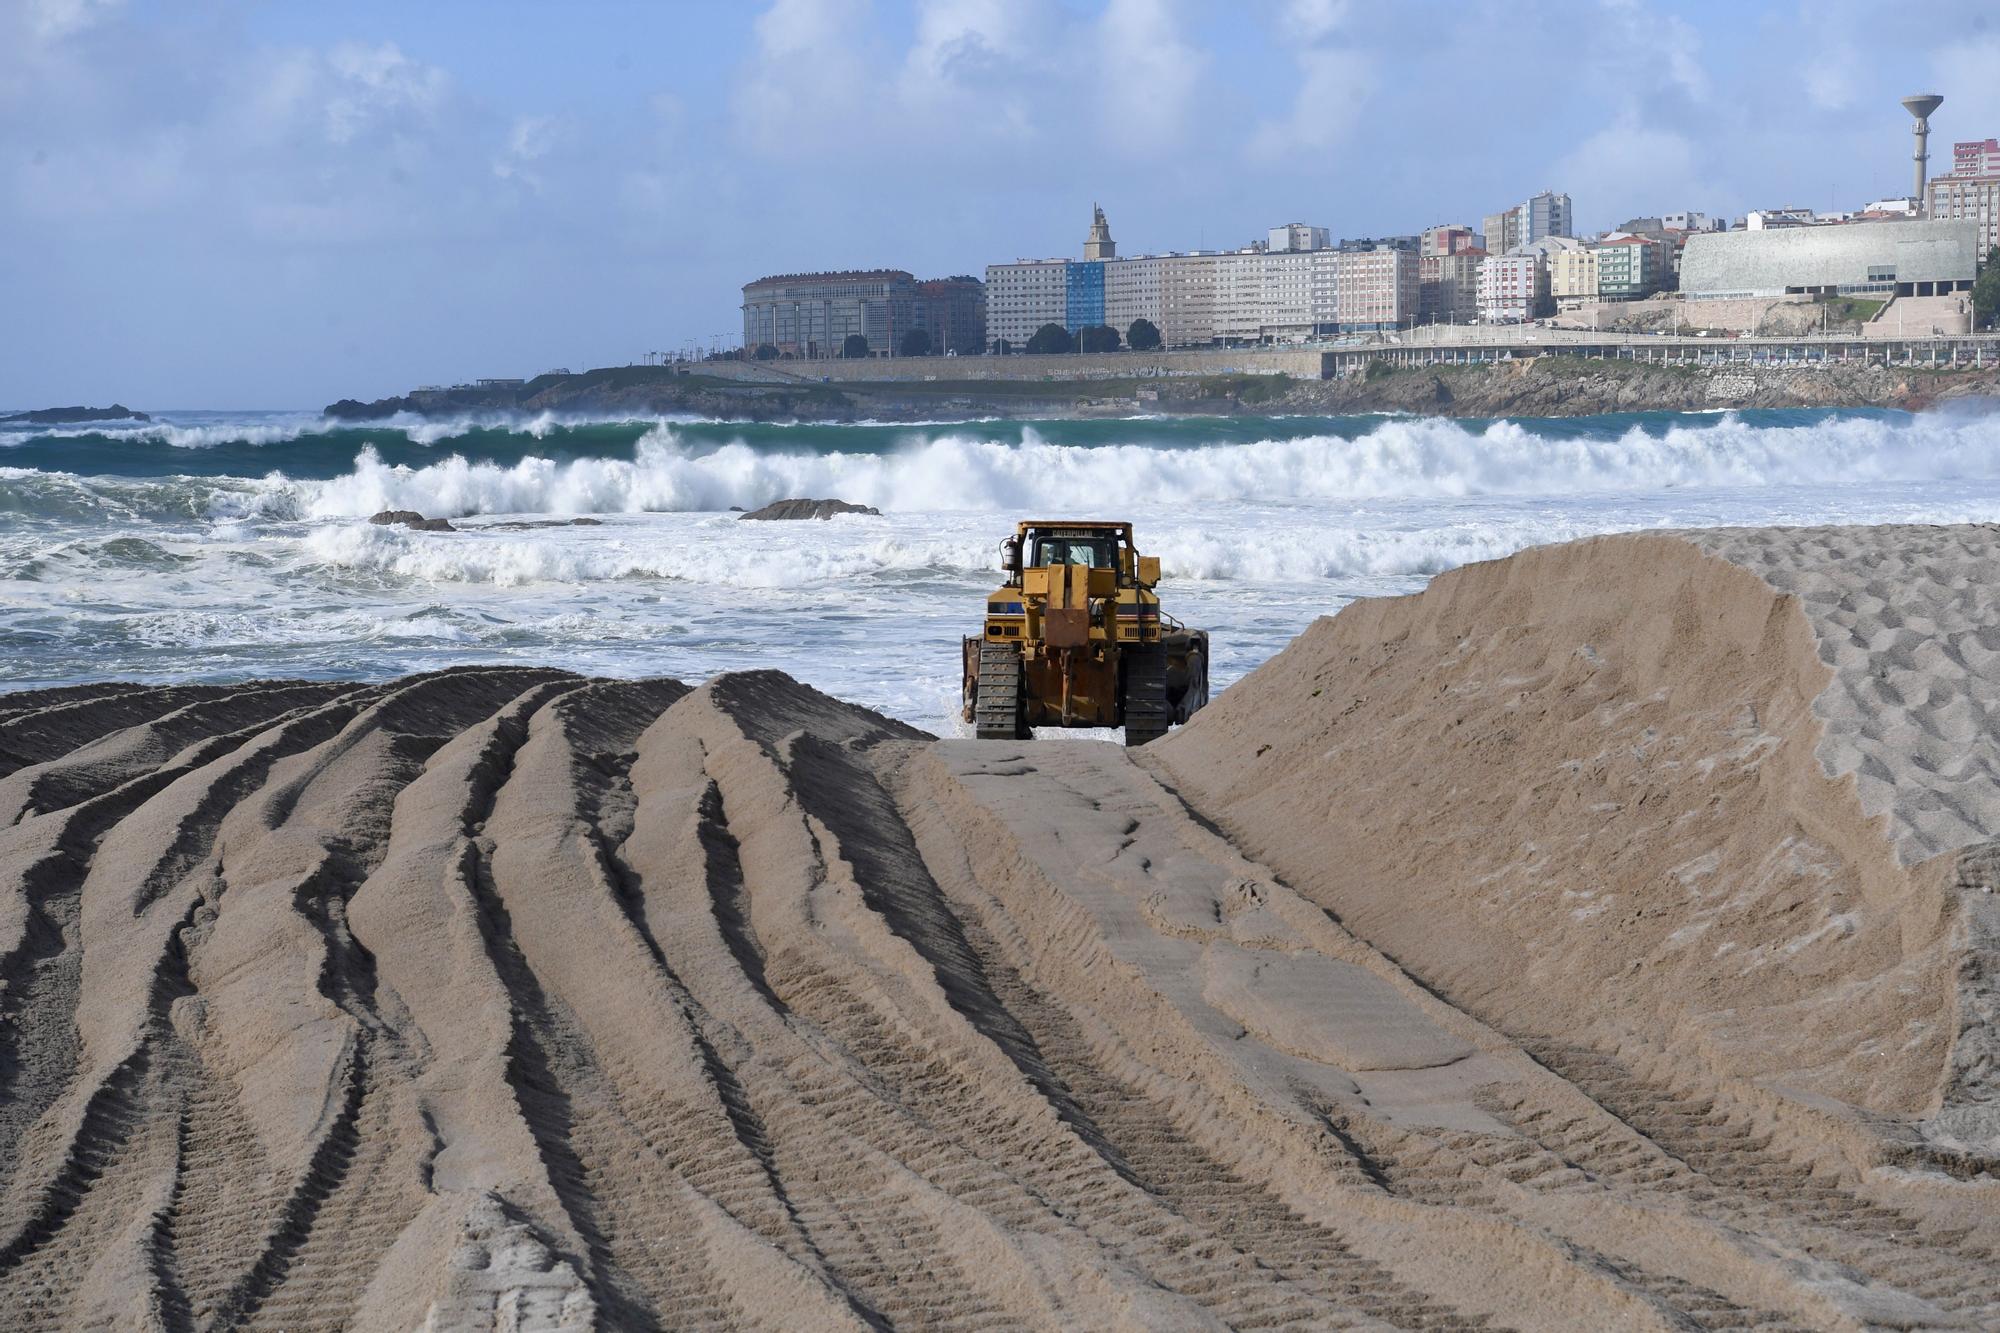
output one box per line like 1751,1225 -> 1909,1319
1006,319 -> 1162,356
751,318 -> 1168,361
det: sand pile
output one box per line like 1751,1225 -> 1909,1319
1,525 -> 1998,1330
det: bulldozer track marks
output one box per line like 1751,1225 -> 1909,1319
3,668 -> 1993,1327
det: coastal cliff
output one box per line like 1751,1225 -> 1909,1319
326,356 -> 2000,423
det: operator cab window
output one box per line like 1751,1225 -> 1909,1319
1033,537 -> 1114,568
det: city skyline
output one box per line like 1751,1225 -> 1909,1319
5,0 -> 1999,405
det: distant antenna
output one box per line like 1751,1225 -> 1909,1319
1902,93 -> 1943,212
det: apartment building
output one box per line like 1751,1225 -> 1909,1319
1421,223 -> 1479,256
984,260 -> 1070,347
1268,222 -> 1330,253
1336,249 -> 1419,329
740,270 -> 920,358
1595,234 -> 1671,301
1478,252 -> 1548,322
1929,171 -> 2000,253
1547,247 -> 1599,308
1103,255 -> 1166,336
914,277 -> 987,354
1160,252 -> 1221,347
1419,250 -> 1484,321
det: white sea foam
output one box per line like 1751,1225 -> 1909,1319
238,412 -> 2000,521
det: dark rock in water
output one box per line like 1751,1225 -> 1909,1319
738,498 -> 881,521
369,510 -> 457,532
481,516 -> 606,531
1,403 -> 150,425
728,506 -> 747,513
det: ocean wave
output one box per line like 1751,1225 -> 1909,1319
238,411 -> 2000,519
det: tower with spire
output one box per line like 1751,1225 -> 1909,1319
1084,204 -> 1116,260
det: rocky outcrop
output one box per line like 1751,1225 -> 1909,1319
0,404 -> 149,425
738,499 -> 881,521
369,510 -> 457,532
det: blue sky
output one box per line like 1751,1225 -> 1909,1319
4,0 -> 1997,407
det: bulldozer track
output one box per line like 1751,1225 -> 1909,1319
973,643 -> 1026,740
1121,644 -> 1170,746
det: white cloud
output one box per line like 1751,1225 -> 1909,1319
1279,0 -> 1349,45
1553,114 -> 1715,219
731,0 -> 870,155
1589,0 -> 1708,105
495,114 -> 569,190
1250,46 -> 1372,161
323,43 -> 449,145
25,0 -> 121,41
1932,35 -> 2000,141
1095,0 -> 1203,156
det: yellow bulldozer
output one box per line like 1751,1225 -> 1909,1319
961,520 -> 1209,746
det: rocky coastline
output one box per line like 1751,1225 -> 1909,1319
325,356 -> 2000,424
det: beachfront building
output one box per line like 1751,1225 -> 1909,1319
985,259 -> 1070,348
1679,219 -> 1980,298
915,277 -> 988,355
1103,255 -> 1166,339
1419,250 -> 1484,322
1336,248 -> 1419,330
1257,247 -> 1319,340
1594,235 -> 1671,301
741,269 -> 922,358
1478,252 -> 1549,322
1547,247 -> 1599,308
1482,209 -> 1520,259
1160,252 -> 1221,347
1928,176 -> 2000,253
1065,261 -> 1107,332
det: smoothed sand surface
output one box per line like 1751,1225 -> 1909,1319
1,525 -> 1998,1329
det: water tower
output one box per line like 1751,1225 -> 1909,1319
1902,93 -> 1943,211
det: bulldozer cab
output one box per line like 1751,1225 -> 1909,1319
1005,521 -> 1159,590
969,520 -> 1205,746
1031,534 -> 1115,569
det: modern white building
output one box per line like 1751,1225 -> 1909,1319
1103,255 -> 1166,337
1661,211 -> 1719,232
984,259 -> 1070,347
1159,252 -> 1221,347
1680,219 -> 1980,298
1267,222 -> 1331,253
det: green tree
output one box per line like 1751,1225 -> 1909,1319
841,333 -> 871,359
1126,318 -> 1162,351
753,343 -> 780,361
990,338 -> 1014,355
1974,246 -> 2000,330
1025,322 -> 1073,355
898,328 -> 932,357
1078,324 -> 1120,353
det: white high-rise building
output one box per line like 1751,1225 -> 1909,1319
1159,252 -> 1220,347
1336,249 -> 1419,329
983,259 -> 1069,348
1103,256 -> 1166,338
1267,222 -> 1331,253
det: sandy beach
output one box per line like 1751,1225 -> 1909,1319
2,524 -> 1998,1330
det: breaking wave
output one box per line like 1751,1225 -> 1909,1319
240,411 -> 2000,519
